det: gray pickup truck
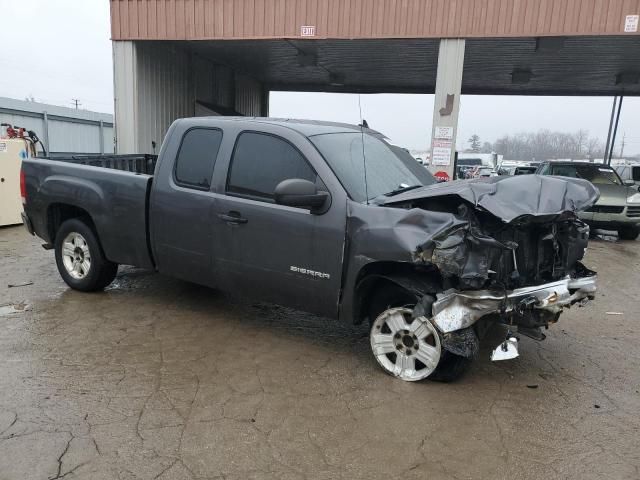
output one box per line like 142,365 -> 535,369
21,118 -> 599,382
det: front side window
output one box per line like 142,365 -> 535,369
174,128 -> 223,189
227,132 -> 317,201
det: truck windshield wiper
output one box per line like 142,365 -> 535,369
383,184 -> 423,197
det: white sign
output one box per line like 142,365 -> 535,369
0,142 -> 7,153
625,15 -> 639,32
434,126 -> 454,140
432,140 -> 452,166
300,25 -> 316,37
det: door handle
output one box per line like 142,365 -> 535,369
218,211 -> 248,225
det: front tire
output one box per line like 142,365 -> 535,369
367,284 -> 472,382
618,226 -> 640,240
54,218 -> 118,291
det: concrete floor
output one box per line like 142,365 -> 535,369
0,224 -> 638,480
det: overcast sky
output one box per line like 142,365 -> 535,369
1,0 -> 638,154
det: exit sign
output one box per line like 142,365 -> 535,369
300,25 -> 316,37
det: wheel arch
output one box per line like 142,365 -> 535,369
47,203 -> 99,244
352,261 -> 442,325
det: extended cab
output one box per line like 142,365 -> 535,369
21,118 -> 599,382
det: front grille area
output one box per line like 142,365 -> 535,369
627,206 -> 640,218
489,220 -> 589,289
585,205 -> 624,214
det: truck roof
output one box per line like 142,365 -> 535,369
175,116 -> 381,137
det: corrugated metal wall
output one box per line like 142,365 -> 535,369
113,41 -> 266,154
136,42 -> 194,153
235,74 -> 264,116
111,0 -> 640,40
0,96 -> 114,154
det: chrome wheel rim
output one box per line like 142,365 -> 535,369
370,307 -> 441,382
61,232 -> 91,280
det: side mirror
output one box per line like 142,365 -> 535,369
623,179 -> 635,186
274,178 -> 329,213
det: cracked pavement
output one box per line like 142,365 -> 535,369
0,225 -> 639,479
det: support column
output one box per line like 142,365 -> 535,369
429,39 -> 465,181
112,41 -> 138,154
261,86 -> 270,117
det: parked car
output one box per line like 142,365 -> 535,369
536,161 -> 640,240
470,166 -> 496,178
615,164 -> 640,187
21,118 -> 598,382
455,158 -> 481,179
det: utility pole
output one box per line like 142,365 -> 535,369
619,132 -> 626,159
71,99 -> 81,109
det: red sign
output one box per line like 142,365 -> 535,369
434,171 -> 450,182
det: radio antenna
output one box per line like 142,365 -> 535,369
358,94 -> 369,205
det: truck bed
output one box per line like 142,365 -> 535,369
22,155 -> 156,269
37,153 -> 157,175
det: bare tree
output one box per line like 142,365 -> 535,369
486,129 -> 604,161
480,141 -> 493,153
585,137 -> 604,160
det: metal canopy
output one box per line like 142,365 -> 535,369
178,35 -> 640,96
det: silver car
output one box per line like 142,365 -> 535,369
536,162 -> 640,240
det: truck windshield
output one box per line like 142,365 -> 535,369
309,132 -> 435,202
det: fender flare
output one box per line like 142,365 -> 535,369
353,272 -> 440,324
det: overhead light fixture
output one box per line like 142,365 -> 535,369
511,69 -> 532,84
616,71 -> 639,85
329,72 -> 345,87
536,37 -> 565,52
296,51 -> 317,67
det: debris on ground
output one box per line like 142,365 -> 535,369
7,281 -> 33,288
0,303 -> 31,316
605,312 -> 623,315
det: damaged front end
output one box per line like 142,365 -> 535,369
424,203 -> 597,341
355,174 -> 600,362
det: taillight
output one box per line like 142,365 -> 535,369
20,169 -> 26,204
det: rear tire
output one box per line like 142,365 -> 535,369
618,226 -> 640,240
367,283 -> 472,382
54,218 -> 118,291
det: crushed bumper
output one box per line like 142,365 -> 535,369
431,274 -> 597,333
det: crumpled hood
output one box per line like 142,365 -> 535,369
382,174 -> 599,223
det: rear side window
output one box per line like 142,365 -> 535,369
227,132 -> 317,201
633,167 -> 640,181
616,166 -> 628,179
174,128 -> 223,189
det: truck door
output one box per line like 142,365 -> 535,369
150,127 -> 223,286
212,130 -> 346,318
